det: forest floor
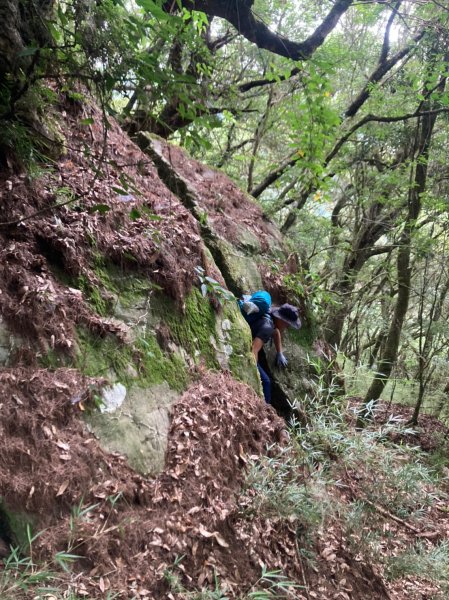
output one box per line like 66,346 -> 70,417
1,366 -> 448,599
1,93 -> 449,599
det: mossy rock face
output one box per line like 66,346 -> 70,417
78,274 -> 261,473
158,289 -> 221,371
76,327 -> 189,391
233,218 -> 284,257
265,334 -> 314,403
150,288 -> 260,393
0,317 -> 22,366
234,224 -> 262,254
212,238 -> 263,296
216,302 -> 261,393
0,499 -> 35,550
87,383 -> 178,475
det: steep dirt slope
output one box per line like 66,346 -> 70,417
0,90 -> 312,597
1,91 -> 447,600
0,369 -> 393,599
0,96 -> 204,359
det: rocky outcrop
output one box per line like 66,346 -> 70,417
4,92 -> 399,600
138,133 -> 285,295
137,133 -> 320,418
0,91 -> 316,481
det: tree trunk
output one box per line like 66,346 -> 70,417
323,200 -> 399,348
410,262 -> 449,425
363,105 -> 439,408
247,86 -> 274,192
0,0 -> 25,79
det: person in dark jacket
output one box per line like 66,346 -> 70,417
250,304 -> 301,404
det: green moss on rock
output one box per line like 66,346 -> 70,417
161,289 -> 221,370
75,329 -> 188,392
136,336 -> 189,392
222,303 -> 261,393
211,238 -> 263,296
78,275 -> 112,317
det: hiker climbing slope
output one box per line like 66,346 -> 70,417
240,292 -> 301,403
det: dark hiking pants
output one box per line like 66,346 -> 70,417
257,363 -> 271,404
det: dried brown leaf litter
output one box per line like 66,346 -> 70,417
2,367 -> 431,599
0,369 -> 297,598
0,368 -> 143,521
151,138 -> 284,254
0,94 -> 204,358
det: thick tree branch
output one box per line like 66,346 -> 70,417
238,6 -> 415,94
237,0 -> 402,94
275,101 -> 446,230
207,31 -> 238,52
326,107 -> 449,164
365,244 -> 398,258
216,136 -> 255,168
345,30 -> 425,118
169,0 -> 354,60
239,67 -> 301,93
250,151 -> 298,198
270,105 -> 448,209
380,1 -> 401,63
250,21 -> 426,199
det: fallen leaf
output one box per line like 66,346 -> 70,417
56,481 -> 69,497
238,443 -> 247,463
198,526 -> 214,538
42,426 -> 53,438
56,441 -> 70,451
214,533 -> 229,548
321,546 -> 335,560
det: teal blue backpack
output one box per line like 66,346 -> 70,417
238,290 -> 272,325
